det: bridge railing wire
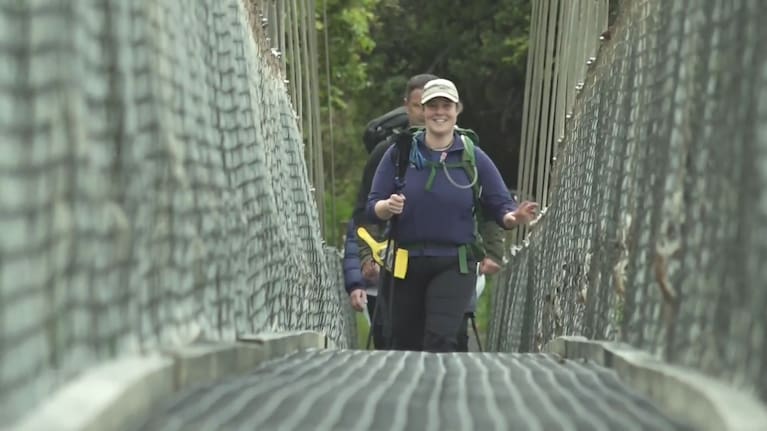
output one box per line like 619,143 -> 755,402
0,0 -> 353,423
489,0 -> 767,403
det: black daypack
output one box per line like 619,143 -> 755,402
362,106 -> 408,153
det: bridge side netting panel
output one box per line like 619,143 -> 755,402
0,0 -> 353,422
489,0 -> 767,402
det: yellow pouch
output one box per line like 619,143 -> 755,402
356,227 -> 408,279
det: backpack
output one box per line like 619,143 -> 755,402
362,106 -> 408,153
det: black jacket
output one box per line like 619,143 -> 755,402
352,138 -> 393,227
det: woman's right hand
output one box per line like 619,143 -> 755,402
386,193 -> 405,215
375,193 -> 406,219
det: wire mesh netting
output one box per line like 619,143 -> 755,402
0,0 -> 354,422
489,0 -> 767,402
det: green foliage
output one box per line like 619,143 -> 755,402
316,0 -> 382,244
317,0 -> 380,106
356,312 -> 371,349
361,0 -> 531,185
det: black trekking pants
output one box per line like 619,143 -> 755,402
382,256 -> 476,352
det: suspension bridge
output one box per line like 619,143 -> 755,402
2,0 -> 766,430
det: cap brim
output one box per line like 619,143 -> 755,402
421,92 -> 459,104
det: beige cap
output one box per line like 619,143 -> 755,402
421,78 -> 460,104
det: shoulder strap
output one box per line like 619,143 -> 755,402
455,126 -> 480,147
458,132 -> 482,204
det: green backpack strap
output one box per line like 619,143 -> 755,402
410,128 -> 439,190
457,132 -> 483,265
458,128 -> 506,266
457,130 -> 482,214
460,129 -> 507,265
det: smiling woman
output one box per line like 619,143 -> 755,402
363,78 -> 539,352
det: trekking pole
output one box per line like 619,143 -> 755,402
358,216 -> 400,350
365,296 -> 377,350
356,225 -> 398,350
469,313 -> 483,352
381,215 -> 400,349
365,276 -> 387,350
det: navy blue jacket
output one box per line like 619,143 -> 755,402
342,219 -> 373,294
366,132 -> 516,254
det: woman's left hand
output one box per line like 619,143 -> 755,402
478,257 -> 502,275
503,201 -> 539,228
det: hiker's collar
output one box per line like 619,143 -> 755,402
416,131 -> 465,152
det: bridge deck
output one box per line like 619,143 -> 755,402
133,350 -> 693,431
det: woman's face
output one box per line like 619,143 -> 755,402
423,97 -> 459,135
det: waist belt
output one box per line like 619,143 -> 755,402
399,242 -> 473,274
